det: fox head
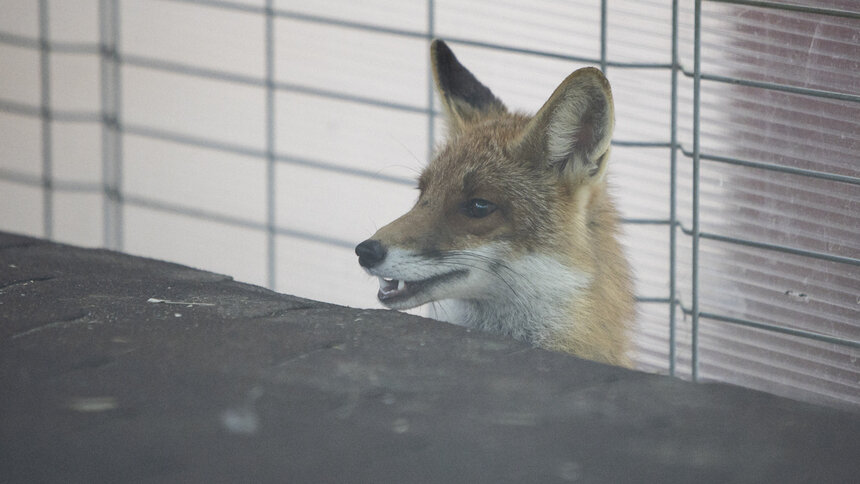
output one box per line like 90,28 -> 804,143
356,40 -> 632,363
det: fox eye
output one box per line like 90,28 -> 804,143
461,198 -> 497,218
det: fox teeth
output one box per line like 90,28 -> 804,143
377,277 -> 406,293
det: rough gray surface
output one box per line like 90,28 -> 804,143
0,231 -> 858,484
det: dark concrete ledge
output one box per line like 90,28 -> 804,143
1,231 -> 858,484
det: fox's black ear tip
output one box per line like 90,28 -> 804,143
430,39 -> 451,59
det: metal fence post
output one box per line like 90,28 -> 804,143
265,0 -> 277,290
691,0 -> 703,381
38,0 -> 53,239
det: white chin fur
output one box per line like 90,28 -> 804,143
367,244 -> 591,343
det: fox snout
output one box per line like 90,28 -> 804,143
355,239 -> 386,268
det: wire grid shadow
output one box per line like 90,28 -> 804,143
0,0 -> 857,410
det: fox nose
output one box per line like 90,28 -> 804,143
355,239 -> 387,268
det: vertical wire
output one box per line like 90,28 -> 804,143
114,0 -> 123,251
425,1 -> 437,322
38,0 -> 52,239
599,0 -> 608,72
669,0 -> 679,376
100,0 -> 122,250
99,0 -> 112,248
691,0 -> 703,381
265,0 -> 276,290
426,0 -> 436,163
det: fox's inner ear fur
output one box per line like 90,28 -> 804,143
518,67 -> 615,181
430,39 -> 507,135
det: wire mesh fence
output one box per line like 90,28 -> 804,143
0,0 -> 857,409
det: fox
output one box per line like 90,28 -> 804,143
355,40 -> 635,367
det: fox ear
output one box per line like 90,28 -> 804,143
517,67 -> 614,181
431,39 -> 507,135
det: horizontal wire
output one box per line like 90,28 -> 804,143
122,123 -> 415,186
162,0 -> 266,15
695,310 -> 860,350
636,297 -> 674,304
0,31 -> 99,53
435,36 -> 671,69
0,167 -> 100,193
165,0 -> 670,69
0,31 -> 39,48
121,53 -> 432,115
612,140 -> 673,148
0,98 -> 101,123
709,0 -> 860,20
678,147 -> 860,187
654,298 -> 860,349
677,224 -> 860,267
123,193 -> 356,249
122,123 -> 262,158
275,153 -> 414,186
621,218 -> 672,225
0,98 -> 42,117
273,80 -> 429,115
680,70 -> 860,104
0,164 -> 356,250
609,293 -> 858,349
170,0 -> 860,25
0,168 -> 42,187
